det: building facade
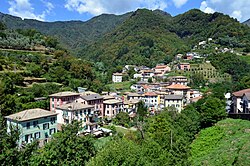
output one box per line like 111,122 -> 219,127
5,108 -> 58,147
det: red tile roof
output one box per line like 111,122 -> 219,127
166,84 -> 191,90
144,92 -> 157,96
233,88 -> 250,97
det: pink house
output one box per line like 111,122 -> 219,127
179,63 -> 190,71
49,92 -> 80,112
154,65 -> 171,77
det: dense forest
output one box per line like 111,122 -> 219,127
1,9 -> 250,66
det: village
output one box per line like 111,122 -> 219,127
4,38 -> 247,148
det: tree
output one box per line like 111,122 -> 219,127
196,96 -> 227,128
30,122 -> 96,166
136,101 -> 148,139
113,112 -> 130,127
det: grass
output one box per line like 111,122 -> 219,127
240,55 -> 250,64
94,136 -> 112,151
107,81 -> 133,92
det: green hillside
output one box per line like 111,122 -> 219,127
172,9 -> 250,50
0,12 -> 131,52
189,118 -> 250,166
79,9 -> 188,67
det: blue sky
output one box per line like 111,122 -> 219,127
0,0 -> 249,22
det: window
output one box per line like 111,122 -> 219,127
33,121 -> 38,127
52,104 -> 54,108
34,132 -> 40,139
27,122 -> 30,129
84,118 -> 86,122
75,112 -> 78,117
43,123 -> 49,130
51,117 -> 56,123
52,97 -> 54,102
107,105 -> 109,108
80,110 -> 82,115
49,128 -> 56,135
107,111 -> 109,114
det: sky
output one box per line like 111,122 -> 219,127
0,0 -> 249,22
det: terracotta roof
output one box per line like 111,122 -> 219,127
244,93 -> 250,100
155,65 -> 168,69
233,89 -> 250,97
166,84 -> 191,90
103,95 -> 115,100
49,91 -> 79,97
144,92 -> 157,96
5,108 -> 57,122
57,102 -> 94,110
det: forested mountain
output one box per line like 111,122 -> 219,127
1,9 -> 250,66
171,9 -> 250,48
79,9 -> 188,67
0,12 -> 131,52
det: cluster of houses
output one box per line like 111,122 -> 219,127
112,64 -> 171,83
5,74 -> 203,147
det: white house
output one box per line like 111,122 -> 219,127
112,73 -> 123,83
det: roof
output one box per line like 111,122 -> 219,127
5,108 -> 57,122
244,93 -> 250,100
144,92 -> 157,96
103,99 -> 122,104
190,96 -> 203,103
233,89 -> 250,97
124,99 -> 140,105
165,95 -> 183,100
113,73 -> 123,76
103,95 -> 115,100
49,91 -> 79,97
127,93 -> 141,97
57,102 -> 94,110
81,94 -> 103,101
155,65 -> 168,69
166,84 -> 191,90
180,63 -> 190,65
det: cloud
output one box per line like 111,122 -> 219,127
172,0 -> 188,8
200,0 -> 250,22
64,0 -> 169,16
8,0 -> 54,21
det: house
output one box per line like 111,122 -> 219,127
142,92 -> 158,112
242,93 -> 250,114
153,65 -> 171,77
103,99 -> 123,118
56,102 -> 99,133
123,99 -> 140,114
178,63 -> 190,71
112,73 -> 123,83
49,91 -> 80,112
76,94 -> 104,118
169,76 -> 188,85
165,95 -> 184,112
130,84 -> 144,92
166,84 -> 191,104
140,69 -> 154,82
231,89 -> 250,113
5,108 -> 58,147
126,92 -> 142,101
